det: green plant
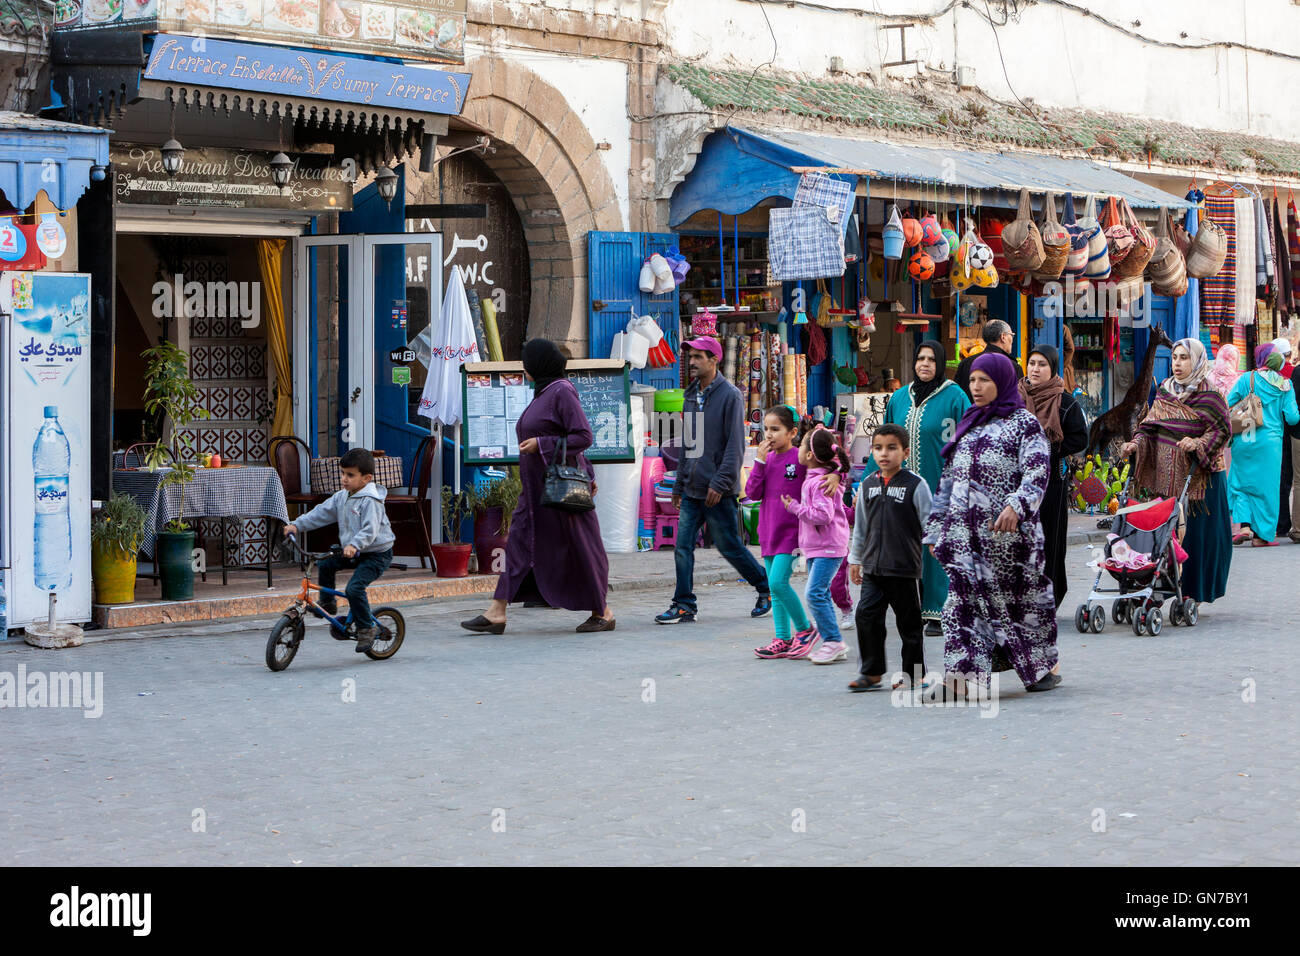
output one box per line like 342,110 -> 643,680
91,493 -> 149,558
142,340 -> 211,532
477,475 -> 522,535
440,486 -> 478,543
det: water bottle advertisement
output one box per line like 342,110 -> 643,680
2,272 -> 92,627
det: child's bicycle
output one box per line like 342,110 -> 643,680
265,533 -> 406,672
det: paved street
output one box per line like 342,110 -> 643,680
2,539 -> 1295,866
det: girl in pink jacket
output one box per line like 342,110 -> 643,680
781,427 -> 852,664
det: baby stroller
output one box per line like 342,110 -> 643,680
1074,473 -> 1199,636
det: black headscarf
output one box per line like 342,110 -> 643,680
1029,344 -> 1060,376
910,339 -> 946,406
522,338 -> 567,392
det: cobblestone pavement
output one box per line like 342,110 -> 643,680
2,539 -> 1294,866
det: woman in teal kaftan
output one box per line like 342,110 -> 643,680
1226,345 -> 1300,545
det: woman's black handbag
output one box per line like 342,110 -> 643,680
540,436 -> 595,513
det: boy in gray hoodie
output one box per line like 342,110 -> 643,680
284,447 -> 395,652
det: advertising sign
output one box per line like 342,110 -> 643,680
54,0 -> 468,65
3,273 -> 93,626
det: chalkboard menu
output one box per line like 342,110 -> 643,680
460,360 -> 633,465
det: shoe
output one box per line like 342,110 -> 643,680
1026,672 -> 1062,692
460,615 -> 506,634
754,637 -> 792,659
751,594 -> 772,618
354,626 -> 375,653
924,620 -> 942,637
576,615 -> 616,633
784,626 -> 821,659
655,606 -> 696,625
848,676 -> 883,692
839,611 -> 856,630
1289,530 -> 1300,544
810,641 -> 850,664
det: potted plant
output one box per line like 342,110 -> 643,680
434,485 -> 477,578
91,493 -> 148,604
141,341 -> 210,600
473,474 -> 521,574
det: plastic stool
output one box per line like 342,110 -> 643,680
653,513 -> 679,550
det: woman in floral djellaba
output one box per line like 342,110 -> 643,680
924,352 -> 1062,693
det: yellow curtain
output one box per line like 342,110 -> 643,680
258,238 -> 294,447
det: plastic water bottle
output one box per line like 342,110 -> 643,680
33,405 -> 72,592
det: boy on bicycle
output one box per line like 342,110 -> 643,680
283,448 -> 395,653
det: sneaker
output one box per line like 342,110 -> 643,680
784,626 -> 821,659
751,594 -> 772,618
810,641 -> 850,664
655,605 -> 696,625
839,611 -> 856,630
354,626 -> 376,654
754,637 -> 791,659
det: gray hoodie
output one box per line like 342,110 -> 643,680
292,482 -> 395,553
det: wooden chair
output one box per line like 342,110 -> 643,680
387,435 -> 437,571
269,435 -> 330,515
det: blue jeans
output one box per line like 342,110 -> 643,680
672,495 -> 770,614
804,556 -> 844,643
318,549 -> 392,628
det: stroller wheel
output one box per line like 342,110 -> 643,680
1074,605 -> 1090,634
1089,605 -> 1106,633
1182,598 -> 1199,626
1169,600 -> 1185,626
1112,600 -> 1128,624
1147,606 -> 1164,636
1132,608 -> 1147,636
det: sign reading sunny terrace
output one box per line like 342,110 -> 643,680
53,0 -> 468,65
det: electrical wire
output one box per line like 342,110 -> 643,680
719,0 -> 779,132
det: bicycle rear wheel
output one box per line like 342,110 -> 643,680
364,608 -> 405,660
266,614 -> 304,671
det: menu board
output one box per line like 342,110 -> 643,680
461,360 -> 634,465
53,0 -> 467,65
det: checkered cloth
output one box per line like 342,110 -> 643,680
309,456 -> 405,494
112,466 -> 290,559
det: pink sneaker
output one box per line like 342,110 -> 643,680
754,637 -> 792,659
784,626 -> 821,659
810,641 -> 850,664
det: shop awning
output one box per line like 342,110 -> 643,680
670,125 -> 1192,227
0,112 -> 110,212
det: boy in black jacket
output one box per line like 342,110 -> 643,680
845,424 -> 933,692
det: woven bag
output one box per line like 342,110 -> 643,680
1080,195 -> 1111,281
1061,193 -> 1089,284
1100,196 -> 1134,267
1033,191 -> 1070,281
1002,188 -> 1046,272
1185,208 -> 1228,278
1147,208 -> 1188,297
1112,198 -> 1156,279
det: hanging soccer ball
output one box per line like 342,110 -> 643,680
920,214 -> 943,245
951,267 -> 974,292
908,251 -> 935,281
972,264 -> 1000,288
968,242 -> 994,270
901,218 -> 923,248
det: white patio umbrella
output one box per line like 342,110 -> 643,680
418,267 -> 479,539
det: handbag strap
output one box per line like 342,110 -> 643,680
1017,187 -> 1032,220
539,434 -> 569,468
1043,191 -> 1060,226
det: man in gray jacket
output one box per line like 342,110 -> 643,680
655,336 -> 771,624
284,447 -> 395,652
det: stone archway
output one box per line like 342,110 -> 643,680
457,56 -> 624,355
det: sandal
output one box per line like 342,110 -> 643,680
848,676 -> 883,693
1232,530 -> 1254,545
575,615 -> 616,633
460,615 -> 506,634
1251,538 -> 1278,547
1026,672 -> 1062,692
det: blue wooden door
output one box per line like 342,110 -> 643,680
588,231 -> 680,390
1031,293 -> 1063,353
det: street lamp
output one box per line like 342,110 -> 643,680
269,152 -> 293,192
374,166 -> 398,207
160,139 -> 185,178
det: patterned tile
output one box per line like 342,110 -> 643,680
231,386 -> 254,420
246,429 -> 269,461
192,315 -> 210,337
190,346 -> 209,379
209,347 -> 230,380
208,386 -> 232,418
245,348 -> 266,378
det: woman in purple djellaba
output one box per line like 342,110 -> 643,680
460,339 -> 614,634
923,351 -> 1062,693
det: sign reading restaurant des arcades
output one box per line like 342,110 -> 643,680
111,145 -> 355,212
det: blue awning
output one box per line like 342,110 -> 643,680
0,112 -> 110,212
671,125 -> 1192,226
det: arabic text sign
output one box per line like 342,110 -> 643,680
144,34 -> 470,115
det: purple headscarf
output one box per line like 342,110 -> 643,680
942,351 -> 1026,460
1255,342 -> 1278,370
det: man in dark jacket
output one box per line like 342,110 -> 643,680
656,336 -> 771,624
953,319 -> 1024,399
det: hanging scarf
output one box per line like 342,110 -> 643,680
1160,338 -> 1210,397
1134,382 -> 1230,501
1018,345 -> 1065,444
522,338 -> 568,392
942,352 -> 1024,460
909,340 -> 946,406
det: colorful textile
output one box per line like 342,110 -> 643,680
1226,371 -> 1300,541
1289,200 -> 1300,307
925,409 -> 1058,687
1133,381 -> 1230,501
1200,195 -> 1237,327
1235,197 -> 1256,324
1256,195 -> 1273,288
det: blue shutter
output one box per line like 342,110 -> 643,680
587,231 -> 680,390
1031,293 -> 1063,353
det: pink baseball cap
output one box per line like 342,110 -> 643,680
684,336 -> 722,361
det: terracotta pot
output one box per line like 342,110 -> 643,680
432,543 -> 472,578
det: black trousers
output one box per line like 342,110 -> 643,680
1279,434 -> 1293,536
856,573 -> 924,682
318,549 -> 393,628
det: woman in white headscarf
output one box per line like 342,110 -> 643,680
1119,339 -> 1232,604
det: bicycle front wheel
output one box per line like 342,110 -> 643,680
364,608 -> 405,660
266,614 -> 304,671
